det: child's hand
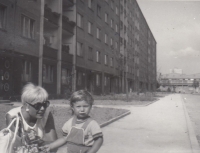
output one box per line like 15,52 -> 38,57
39,145 -> 50,153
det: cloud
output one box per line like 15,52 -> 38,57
169,47 -> 200,57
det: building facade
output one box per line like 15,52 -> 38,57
0,0 -> 156,100
120,0 -> 157,93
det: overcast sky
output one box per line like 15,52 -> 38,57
137,0 -> 200,75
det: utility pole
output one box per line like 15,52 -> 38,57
72,0 -> 77,92
125,48 -> 129,102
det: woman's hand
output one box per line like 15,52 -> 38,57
26,130 -> 36,141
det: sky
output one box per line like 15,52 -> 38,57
137,0 -> 200,75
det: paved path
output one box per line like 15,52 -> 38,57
98,94 -> 200,153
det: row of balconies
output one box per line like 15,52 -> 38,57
43,44 -> 72,63
44,4 -> 60,25
44,4 -> 75,31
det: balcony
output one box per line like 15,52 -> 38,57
63,0 -> 74,11
62,45 -> 73,63
62,16 -> 75,35
44,4 -> 60,26
43,45 -> 57,59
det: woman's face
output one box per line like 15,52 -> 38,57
26,101 -> 50,119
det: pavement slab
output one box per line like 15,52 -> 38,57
98,94 -> 200,153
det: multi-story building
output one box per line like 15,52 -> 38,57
120,0 -> 157,93
74,0 -> 120,95
0,0 -> 156,100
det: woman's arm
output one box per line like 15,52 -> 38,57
43,112 -> 58,142
87,136 -> 103,153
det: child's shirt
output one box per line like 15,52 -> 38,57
62,117 -> 103,146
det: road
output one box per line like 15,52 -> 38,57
182,94 -> 200,145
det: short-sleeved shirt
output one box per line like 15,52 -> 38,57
62,117 -> 103,146
6,106 -> 50,139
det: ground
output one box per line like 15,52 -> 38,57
0,93 -> 164,137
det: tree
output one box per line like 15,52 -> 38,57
192,79 -> 199,89
156,80 -> 160,89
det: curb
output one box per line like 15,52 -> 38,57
181,95 -> 200,153
131,99 -> 159,107
100,111 -> 131,128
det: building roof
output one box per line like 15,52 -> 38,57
161,73 -> 200,79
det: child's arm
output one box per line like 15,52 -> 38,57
87,136 -> 103,153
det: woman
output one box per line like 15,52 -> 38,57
6,83 -> 57,145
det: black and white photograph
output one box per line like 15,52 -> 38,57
0,0 -> 200,153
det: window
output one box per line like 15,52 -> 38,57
104,76 -> 107,86
97,5 -> 101,17
96,74 -> 100,86
104,34 -> 107,44
21,15 -> 35,39
110,38 -> 113,46
0,4 -> 6,29
104,54 -> 107,65
111,1 -> 114,10
77,42 -> 83,56
115,24 -> 118,33
110,19 -> 113,28
88,21 -> 92,34
120,4 -> 123,14
96,51 -> 100,63
77,71 -> 82,85
43,35 -> 54,46
88,0 -> 93,8
110,57 -> 113,67
124,9 -> 127,18
124,25 -> 126,33
62,68 -> 70,85
96,27 -> 100,39
105,13 -> 108,23
22,60 -> 32,82
43,64 -> 54,83
115,42 -> 118,49
120,37 -> 123,45
115,6 -> 118,15
120,21 -> 123,29
77,13 -> 83,28
88,47 -> 93,60
124,39 -> 126,48
119,79 -> 121,87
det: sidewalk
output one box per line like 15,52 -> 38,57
98,94 -> 200,153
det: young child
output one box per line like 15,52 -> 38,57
41,90 -> 103,153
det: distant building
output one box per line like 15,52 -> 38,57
169,68 -> 183,74
159,73 -> 200,93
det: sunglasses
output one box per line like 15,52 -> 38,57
26,101 -> 50,110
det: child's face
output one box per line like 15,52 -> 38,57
72,100 -> 91,119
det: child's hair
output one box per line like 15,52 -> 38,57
70,90 -> 94,107
21,82 -> 48,105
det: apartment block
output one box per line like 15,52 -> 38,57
0,0 -> 156,99
120,0 -> 157,92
